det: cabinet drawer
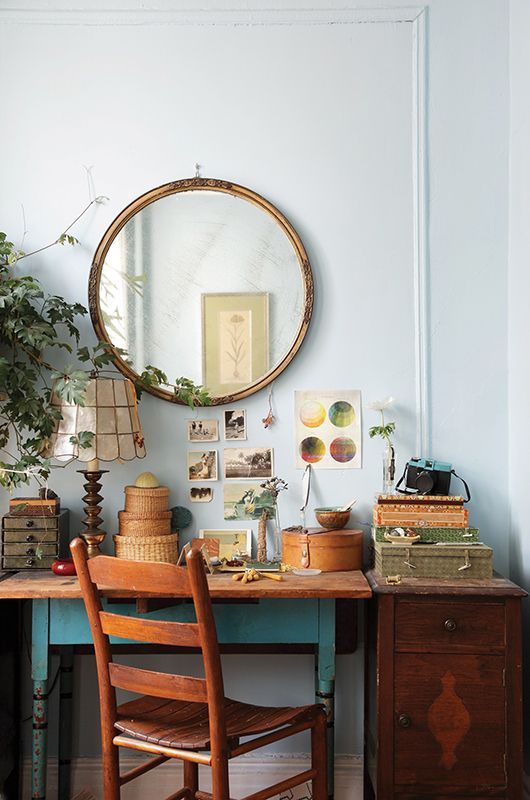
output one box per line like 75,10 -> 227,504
2,555 -> 56,569
3,516 -> 59,531
3,542 -> 57,557
395,599 -> 505,652
3,530 -> 59,544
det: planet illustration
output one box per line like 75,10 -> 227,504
300,436 -> 326,464
299,400 -> 326,428
328,400 -> 355,427
330,436 -> 356,463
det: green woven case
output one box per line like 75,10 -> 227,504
372,541 -> 493,579
372,526 -> 480,543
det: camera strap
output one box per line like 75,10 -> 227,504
451,469 -> 471,502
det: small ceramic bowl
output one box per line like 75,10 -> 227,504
314,507 -> 351,530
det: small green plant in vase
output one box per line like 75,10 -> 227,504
368,397 -> 396,494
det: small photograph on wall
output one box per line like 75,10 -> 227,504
202,293 -> 269,396
187,419 -> 219,442
198,529 -> 252,560
223,409 -> 247,440
190,487 -> 213,503
187,450 -> 218,481
224,447 -> 273,480
295,390 -> 362,470
224,482 -> 275,520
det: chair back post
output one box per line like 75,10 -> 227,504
186,548 -> 230,795
70,538 -> 120,796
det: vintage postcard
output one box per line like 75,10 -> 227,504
223,482 -> 275,520
198,529 -> 252,560
223,409 -> 247,441
224,447 -> 273,480
189,486 -> 213,503
187,419 -> 219,442
187,450 -> 218,481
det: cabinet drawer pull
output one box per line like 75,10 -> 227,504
25,520 -> 34,528
25,534 -> 35,542
26,547 -> 35,556
398,713 -> 411,729
25,558 -> 34,566
444,618 -> 457,632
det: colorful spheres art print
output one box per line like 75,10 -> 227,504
328,400 -> 355,427
299,399 -> 327,428
330,436 -> 356,463
300,436 -> 326,464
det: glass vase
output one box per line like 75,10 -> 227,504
272,506 -> 283,562
382,442 -> 396,494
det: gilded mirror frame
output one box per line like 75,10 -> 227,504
89,177 -> 314,405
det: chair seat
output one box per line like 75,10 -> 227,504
115,695 -> 322,750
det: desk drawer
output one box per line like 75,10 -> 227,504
395,599 -> 505,652
3,516 -> 59,531
3,530 -> 59,544
3,542 -> 57,557
2,555 -> 56,569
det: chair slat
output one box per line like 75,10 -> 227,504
109,663 -> 208,703
100,611 -> 200,647
88,555 -> 190,595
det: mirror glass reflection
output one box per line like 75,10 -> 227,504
95,187 -> 310,401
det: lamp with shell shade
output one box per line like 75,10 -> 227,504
48,375 -> 146,556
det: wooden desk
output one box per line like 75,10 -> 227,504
0,569 -> 371,800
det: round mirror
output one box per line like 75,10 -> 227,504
89,178 -> 313,404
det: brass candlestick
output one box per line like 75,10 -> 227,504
78,468 -> 109,557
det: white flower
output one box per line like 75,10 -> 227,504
367,396 -> 394,412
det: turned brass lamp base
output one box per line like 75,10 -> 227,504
78,469 -> 109,557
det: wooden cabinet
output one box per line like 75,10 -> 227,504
364,572 -> 526,799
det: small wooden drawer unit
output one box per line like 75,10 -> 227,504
364,571 -> 526,799
1,509 -> 69,569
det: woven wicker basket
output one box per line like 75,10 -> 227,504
124,486 -> 169,514
118,510 -> 172,537
113,533 -> 179,563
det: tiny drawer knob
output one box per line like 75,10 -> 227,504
25,520 -> 34,528
398,713 -> 411,729
26,547 -> 35,556
25,534 -> 35,542
25,558 -> 34,566
444,618 -> 457,632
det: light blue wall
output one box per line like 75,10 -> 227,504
2,0 -> 510,759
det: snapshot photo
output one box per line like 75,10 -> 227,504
198,529 -> 252,560
187,419 -> 219,442
187,450 -> 218,481
223,409 -> 247,440
189,487 -> 213,503
224,447 -> 273,480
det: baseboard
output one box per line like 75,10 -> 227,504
23,753 -> 363,799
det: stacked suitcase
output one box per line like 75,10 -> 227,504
371,494 -> 492,579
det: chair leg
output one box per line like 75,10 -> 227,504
211,754 -> 230,800
101,740 -> 120,799
184,761 -> 199,797
311,711 -> 328,800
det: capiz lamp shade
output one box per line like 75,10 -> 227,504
49,376 -> 146,556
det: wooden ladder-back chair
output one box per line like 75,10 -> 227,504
70,538 -> 327,800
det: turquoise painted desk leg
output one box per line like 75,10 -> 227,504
316,599 -> 335,799
58,647 -> 74,800
32,600 -> 50,800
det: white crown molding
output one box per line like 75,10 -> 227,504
0,7 -> 426,26
22,753 -> 362,799
0,4 -> 429,452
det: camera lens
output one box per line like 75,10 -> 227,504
416,469 -> 434,493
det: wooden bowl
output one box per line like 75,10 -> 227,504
314,507 -> 351,530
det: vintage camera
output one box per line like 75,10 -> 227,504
398,457 -> 453,495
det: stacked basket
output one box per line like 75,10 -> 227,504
113,474 -> 178,563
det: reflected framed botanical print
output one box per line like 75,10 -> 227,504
202,293 -> 269,396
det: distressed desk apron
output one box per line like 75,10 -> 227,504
0,569 -> 371,800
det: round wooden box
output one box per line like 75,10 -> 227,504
281,527 -> 363,572
124,485 -> 169,514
